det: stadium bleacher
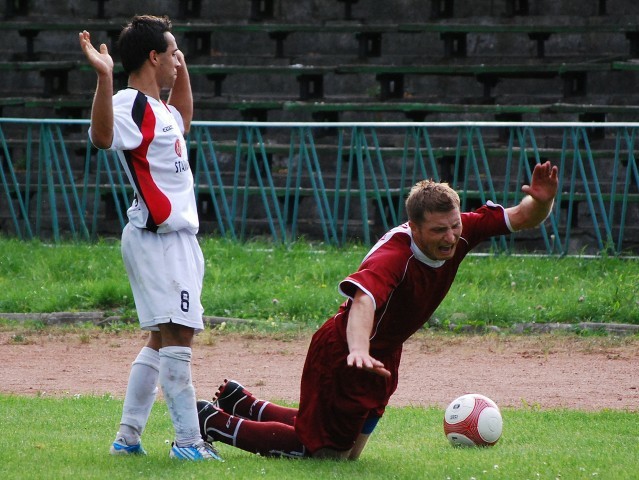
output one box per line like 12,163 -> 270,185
1,0 -> 638,122
0,0 -> 638,249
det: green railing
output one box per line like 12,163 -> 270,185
1,118 -> 638,255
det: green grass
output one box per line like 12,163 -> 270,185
1,395 -> 637,479
1,239 -> 637,478
0,237 -> 637,328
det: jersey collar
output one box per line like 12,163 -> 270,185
410,237 -> 446,268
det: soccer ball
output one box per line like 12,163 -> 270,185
443,393 -> 503,447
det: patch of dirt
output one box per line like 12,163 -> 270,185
1,330 -> 637,411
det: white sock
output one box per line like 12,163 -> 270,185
118,347 -> 160,445
159,346 -> 202,447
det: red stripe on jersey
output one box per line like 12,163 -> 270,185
129,101 -> 171,229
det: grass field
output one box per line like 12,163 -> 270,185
1,394 -> 637,480
1,238 -> 637,479
0,237 -> 637,328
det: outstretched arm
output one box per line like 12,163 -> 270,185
167,50 -> 193,133
78,30 -> 114,149
346,290 -> 391,378
505,161 -> 559,231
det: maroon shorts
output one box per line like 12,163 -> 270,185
294,318 -> 400,453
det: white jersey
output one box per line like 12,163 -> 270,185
98,88 -> 199,234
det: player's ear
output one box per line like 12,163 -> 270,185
148,50 -> 159,65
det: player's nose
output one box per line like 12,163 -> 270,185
443,229 -> 457,243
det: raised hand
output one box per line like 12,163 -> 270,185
78,30 -> 114,76
521,161 -> 559,204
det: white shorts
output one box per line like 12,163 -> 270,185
121,223 -> 205,333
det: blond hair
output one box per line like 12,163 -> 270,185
405,180 -> 460,224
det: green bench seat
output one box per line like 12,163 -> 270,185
174,22 -> 398,59
3,18 -> 636,61
0,61 -> 78,96
398,22 -> 639,58
188,64 -> 334,100
335,62 -> 612,100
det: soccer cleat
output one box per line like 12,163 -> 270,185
169,439 -> 223,461
110,436 -> 147,455
213,379 -> 250,415
197,399 -> 223,442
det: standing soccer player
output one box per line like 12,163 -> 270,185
198,161 -> 558,460
79,15 -> 222,461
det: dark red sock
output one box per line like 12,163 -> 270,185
243,399 -> 297,425
224,384 -> 297,425
204,409 -> 306,458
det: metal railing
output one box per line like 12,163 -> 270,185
1,118 -> 638,255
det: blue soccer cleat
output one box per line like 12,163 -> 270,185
169,440 -> 223,461
110,436 -> 147,455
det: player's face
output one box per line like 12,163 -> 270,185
155,32 -> 180,89
409,208 -> 462,261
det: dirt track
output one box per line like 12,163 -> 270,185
1,329 -> 637,411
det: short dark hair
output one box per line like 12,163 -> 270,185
405,180 -> 460,224
118,15 -> 172,74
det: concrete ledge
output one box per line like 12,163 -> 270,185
0,311 -> 106,325
1,312 -> 637,336
0,312 -> 293,329
491,321 -> 638,335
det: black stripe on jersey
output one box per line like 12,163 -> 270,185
131,90 -> 147,131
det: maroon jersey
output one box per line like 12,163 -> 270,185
296,202 -> 512,453
336,202 -> 512,350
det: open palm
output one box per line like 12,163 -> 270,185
521,161 -> 558,204
78,30 -> 114,76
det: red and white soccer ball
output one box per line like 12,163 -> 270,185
443,393 -> 503,447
